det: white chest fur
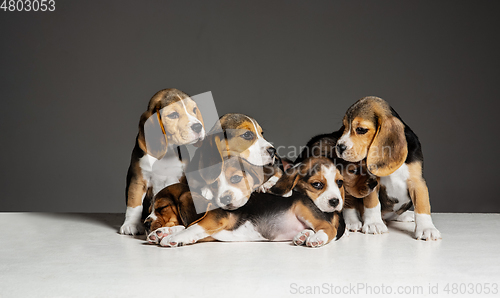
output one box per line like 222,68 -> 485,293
380,163 -> 411,219
139,147 -> 185,195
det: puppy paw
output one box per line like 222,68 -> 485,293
160,231 -> 197,247
201,187 -> 213,200
343,208 -> 362,232
119,221 -> 145,235
293,229 -> 314,246
147,226 -> 185,244
415,227 -> 441,241
345,219 -> 363,232
257,176 -> 280,193
395,211 -> 415,222
362,220 -> 388,234
414,213 -> 441,241
305,230 -> 328,248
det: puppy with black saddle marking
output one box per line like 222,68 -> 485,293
147,156 -> 345,248
336,96 -> 441,240
295,129 -> 384,233
120,88 -> 205,235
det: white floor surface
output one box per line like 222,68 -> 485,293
0,213 -> 499,298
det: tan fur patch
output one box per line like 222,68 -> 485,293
406,161 -> 431,215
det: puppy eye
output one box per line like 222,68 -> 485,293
240,131 -> 254,140
349,168 -> 359,175
155,206 -> 166,213
193,107 -> 197,114
167,112 -> 179,119
355,127 -> 368,135
230,175 -> 243,184
311,182 -> 324,190
337,180 -> 344,188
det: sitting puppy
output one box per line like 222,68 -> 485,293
120,88 -> 205,235
147,156 -> 345,248
143,113 -> 282,235
336,96 -> 441,240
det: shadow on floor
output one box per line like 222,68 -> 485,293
31,212 -> 122,230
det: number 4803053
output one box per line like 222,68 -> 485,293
1,0 -> 56,12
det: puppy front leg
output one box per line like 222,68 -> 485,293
293,203 -> 337,248
361,190 -> 388,234
258,165 -> 285,195
407,163 -> 441,241
343,194 -> 363,232
161,210 -> 230,247
120,177 -> 148,235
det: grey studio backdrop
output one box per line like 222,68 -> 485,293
1,1 -> 499,213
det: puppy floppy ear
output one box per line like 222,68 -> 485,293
197,132 -> 226,185
192,103 -> 205,148
138,109 -> 168,159
367,115 -> 407,176
269,164 -> 301,196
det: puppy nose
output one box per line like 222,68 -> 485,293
220,195 -> 232,206
368,180 -> 378,190
337,144 -> 347,154
267,147 -> 276,157
191,123 -> 203,133
329,198 -> 339,208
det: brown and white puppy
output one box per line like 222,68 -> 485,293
295,130 -> 382,233
185,113 -> 279,201
147,156 -> 345,248
120,88 -> 205,235
336,96 -> 441,240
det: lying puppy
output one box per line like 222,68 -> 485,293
295,130 -> 382,233
336,96 -> 441,240
143,113 -> 282,234
120,88 -> 205,235
147,156 -> 345,248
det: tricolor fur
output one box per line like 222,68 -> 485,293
336,96 -> 440,240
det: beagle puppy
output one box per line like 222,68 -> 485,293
147,156 -> 345,248
336,96 -> 441,240
120,88 -> 205,235
295,130 -> 382,233
185,113 -> 280,200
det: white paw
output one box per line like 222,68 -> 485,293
346,221 -> 362,232
257,176 -> 279,193
305,230 -> 329,248
362,204 -> 388,234
415,226 -> 441,241
282,190 -> 293,197
395,211 -> 415,222
293,229 -> 314,246
201,187 -> 213,200
119,221 -> 145,235
343,208 -> 362,232
414,213 -> 441,241
345,218 -> 362,232
147,226 -> 185,244
362,220 -> 388,234
120,206 -> 145,235
161,231 -> 197,247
